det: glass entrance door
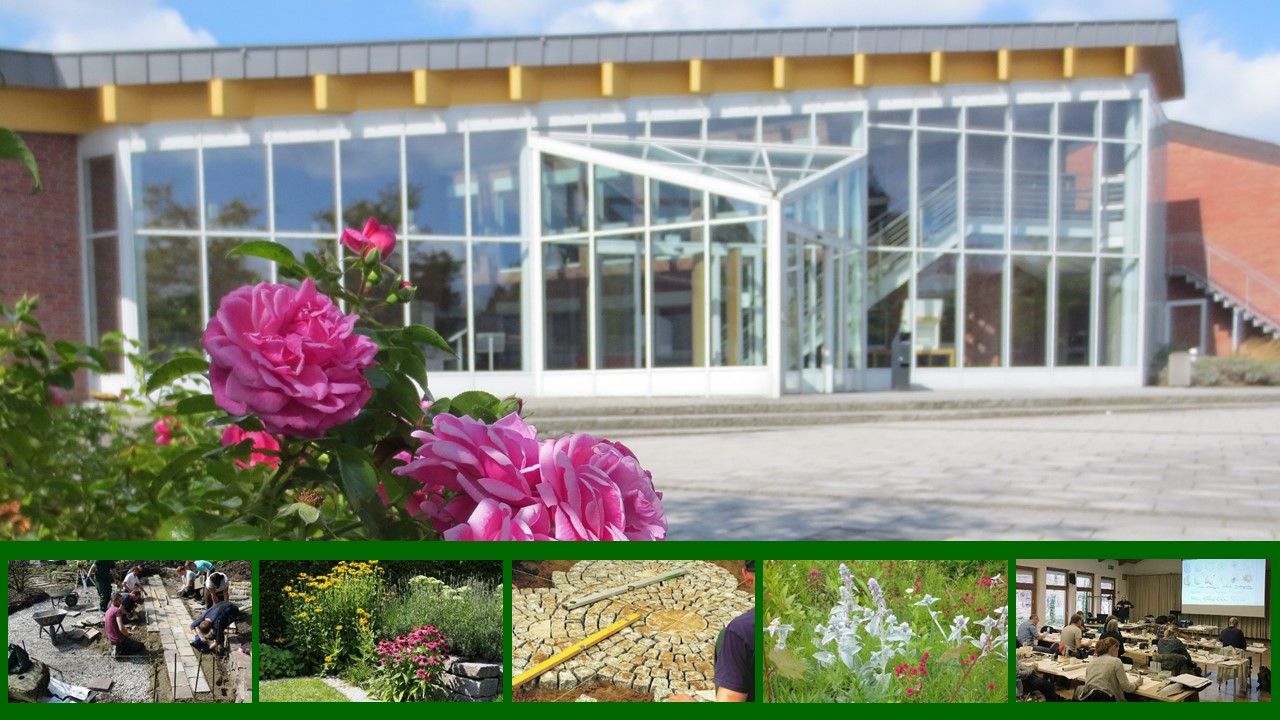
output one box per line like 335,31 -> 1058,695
785,224 -> 835,393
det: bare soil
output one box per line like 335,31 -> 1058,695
515,679 -> 653,703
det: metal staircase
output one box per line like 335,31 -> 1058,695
1166,233 -> 1280,339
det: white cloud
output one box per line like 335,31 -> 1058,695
1023,0 -> 1175,23
1164,31 -> 1280,144
0,0 -> 215,52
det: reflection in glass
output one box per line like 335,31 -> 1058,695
1011,255 -> 1049,366
1056,257 -> 1093,366
1103,100 -> 1140,141
273,142 -> 336,232
90,235 -> 122,371
342,137 -> 402,230
870,109 -> 911,125
597,235 -> 646,369
204,146 -> 267,230
543,242 -> 589,370
275,238 -> 337,289
470,130 -> 523,236
595,166 -> 644,230
918,107 -> 960,128
761,114 -> 811,144
964,255 -> 1004,367
541,155 -> 587,234
1058,141 -> 1096,252
918,132 -> 959,248
134,150 -> 198,229
1100,258 -> 1138,366
207,238 -> 271,319
915,253 -> 957,367
815,113 -> 856,146
472,242 -> 523,369
712,223 -> 766,367
1059,101 -> 1097,137
409,240 -> 468,371
651,228 -> 704,367
87,156 -> 116,233
1012,138 -> 1051,251
1012,104 -> 1051,133
707,117 -> 757,142
591,121 -> 645,137
406,134 -> 466,236
966,105 -> 1006,131
710,194 -> 762,220
140,235 -> 201,357
652,180 -> 703,224
866,250 -> 910,367
1102,143 -> 1140,253
965,135 -> 1005,249
650,119 -> 702,139
868,127 -> 911,247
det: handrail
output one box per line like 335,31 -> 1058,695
1167,233 -> 1280,333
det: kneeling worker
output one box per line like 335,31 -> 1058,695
204,571 -> 230,609
105,592 -> 145,657
191,601 -> 241,656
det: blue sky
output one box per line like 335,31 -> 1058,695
2,0 -> 1278,142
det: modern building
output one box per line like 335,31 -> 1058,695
0,21 -> 1186,398
1165,122 -> 1280,355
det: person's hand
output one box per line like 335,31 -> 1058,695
667,694 -> 697,702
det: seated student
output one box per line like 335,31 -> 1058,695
105,592 -> 145,657
1082,637 -> 1137,702
1156,626 -> 1197,673
1219,617 -> 1247,650
176,565 -> 199,599
190,601 -> 241,656
1098,616 -> 1130,665
1018,613 -> 1049,648
204,571 -> 230,609
120,565 -> 143,594
1016,659 -> 1063,701
1059,615 -> 1091,656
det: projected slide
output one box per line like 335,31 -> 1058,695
1181,559 -> 1267,617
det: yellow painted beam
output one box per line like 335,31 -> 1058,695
0,88 -> 98,133
601,61 -> 629,97
930,50 -> 944,83
209,78 -> 254,118
100,84 -> 149,124
689,58 -> 709,93
1063,46 -> 1076,79
314,74 -> 356,112
853,53 -> 867,86
412,68 -> 450,107
772,55 -> 792,90
997,48 -> 1010,81
1124,45 -> 1137,76
509,65 -> 543,102
512,612 -> 642,689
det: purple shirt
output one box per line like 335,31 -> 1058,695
714,607 -> 755,701
104,605 -> 125,644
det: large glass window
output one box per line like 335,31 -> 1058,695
652,227 -> 704,367
965,135 -> 1006,249
1059,101 -> 1097,138
762,114 -> 811,144
1057,257 -> 1094,367
1100,258 -> 1138,366
87,155 -> 117,233
543,242 -> 589,370
406,134 -> 466,236
341,137 -> 402,230
1011,255 -> 1049,366
1016,567 -> 1037,626
1076,572 -> 1095,618
1101,143 -> 1141,253
868,127 -> 911,248
652,180 -> 702,225
273,142 -> 336,233
964,255 -> 1004,367
866,250 -> 910,367
711,222 -> 766,367
139,235 -> 201,358
541,155 -> 588,235
707,117 -> 757,142
1045,568 -> 1068,627
207,237 -> 271,316
204,146 -> 267,231
915,252 -> 957,367
472,242 -> 523,370
86,156 -> 122,371
134,150 -> 198,229
1057,141 -> 1096,252
597,234 -> 646,369
595,166 -> 644,231
1012,138 -> 1051,251
918,132 -> 959,249
470,130 -> 523,236
409,240 -> 468,371
1100,577 -> 1116,617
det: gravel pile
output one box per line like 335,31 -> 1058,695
8,601 -> 153,702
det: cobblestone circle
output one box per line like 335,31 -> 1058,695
513,560 -> 752,699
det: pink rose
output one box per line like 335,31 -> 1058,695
341,217 -> 396,262
537,434 -> 634,541
221,426 -> 282,469
203,278 -> 378,438
48,386 -> 67,407
441,498 -> 551,541
153,416 -> 179,445
590,438 -> 666,541
392,412 -> 541,531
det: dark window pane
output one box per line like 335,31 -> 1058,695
409,240 -> 468,371
870,109 -> 911,125
866,250 -> 910,367
918,107 -> 960,128
652,227 -> 704,367
965,255 -> 1004,367
652,180 -> 703,225
273,142 -> 335,232
470,130 -> 523,236
1056,257 -> 1094,366
918,132 -> 959,248
1059,101 -> 1097,137
1012,138 -> 1051,251
1011,255 -> 1049,366
707,117 -> 757,142
710,193 -> 762,220
342,137 -> 401,230
134,150 -> 198,229
1013,104 -> 1051,133
966,106 -> 1006,131
406,134 -> 466,236
87,156 -> 116,232
541,155 -> 588,235
207,237 -> 272,316
1058,141 -> 1096,252
472,242 -> 523,369
650,119 -> 702,139
140,235 -> 201,358
204,146 -> 267,231
965,135 -> 1005,249
868,127 -> 911,247
90,235 -> 122,371
595,166 -> 644,231
712,223 -> 766,367
815,113 -> 856,145
543,242 -> 589,370
762,114 -> 811,144
1103,99 -> 1140,141
591,121 -> 644,137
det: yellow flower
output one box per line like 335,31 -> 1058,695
336,625 -> 344,631
325,656 -> 332,663
283,585 -> 292,592
298,612 -> 308,618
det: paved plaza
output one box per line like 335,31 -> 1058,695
628,404 -> 1280,541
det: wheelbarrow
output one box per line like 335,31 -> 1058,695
47,586 -> 80,610
33,609 -> 68,643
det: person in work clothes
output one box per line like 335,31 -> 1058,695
191,601 -> 241,655
88,560 -> 117,612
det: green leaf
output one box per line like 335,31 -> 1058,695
297,504 -> 321,524
146,357 -> 209,393
332,445 -> 383,536
175,393 -> 219,415
208,524 -> 263,541
401,324 -> 454,355
450,390 -> 500,422
226,240 -> 297,266
155,445 -> 214,484
0,128 -> 41,193
380,371 -> 423,421
767,647 -> 807,679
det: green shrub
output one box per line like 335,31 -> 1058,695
368,625 -> 450,702
381,577 -> 503,663
259,644 -> 307,679
283,561 -> 384,674
1191,356 -> 1280,386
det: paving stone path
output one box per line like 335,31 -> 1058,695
512,560 -> 752,700
145,577 -> 253,701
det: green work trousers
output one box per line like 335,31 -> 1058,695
95,577 -> 113,611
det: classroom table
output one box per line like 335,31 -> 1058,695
1030,656 -> 1199,702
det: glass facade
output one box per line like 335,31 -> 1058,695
116,85 -> 1146,393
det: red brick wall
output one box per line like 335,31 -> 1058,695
0,132 -> 83,345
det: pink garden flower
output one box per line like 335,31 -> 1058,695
203,279 -> 378,437
153,416 -> 178,445
537,433 -> 666,541
442,498 -> 551,541
341,217 -> 397,262
221,425 -> 282,469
